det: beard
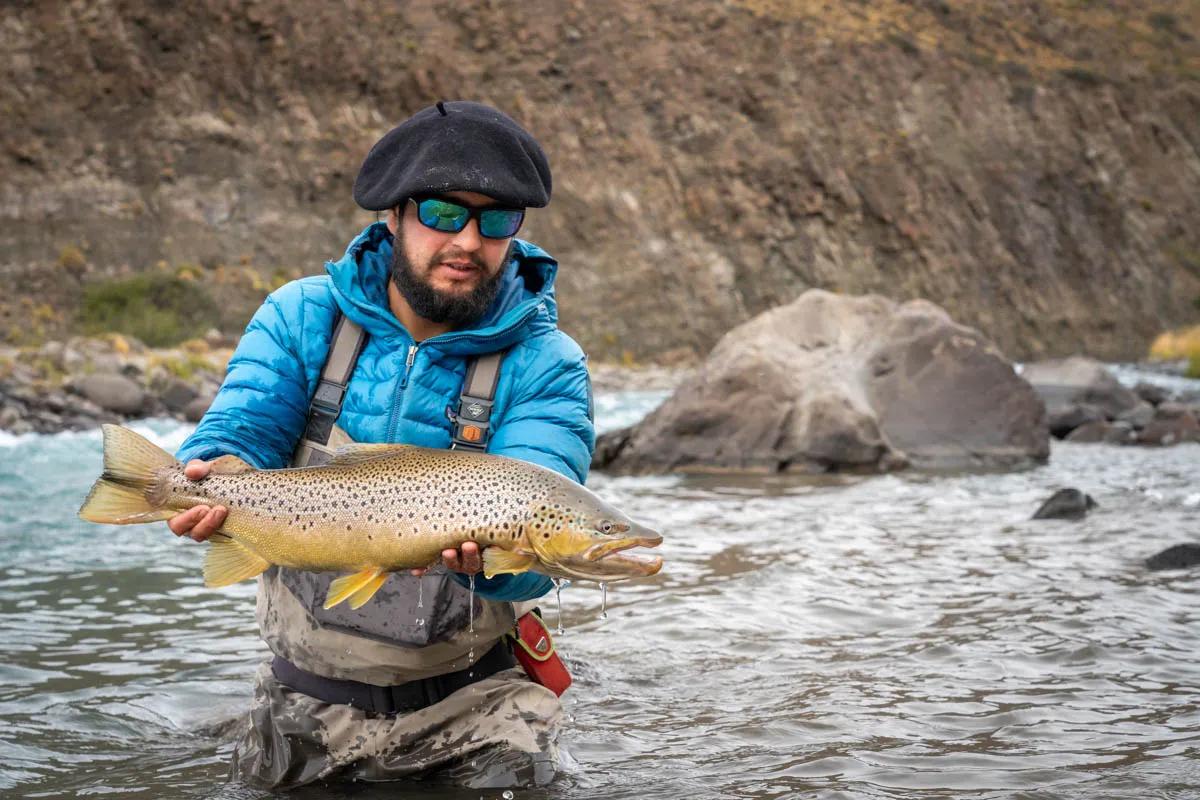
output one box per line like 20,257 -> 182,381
389,231 -> 506,329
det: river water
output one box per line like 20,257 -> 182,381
0,374 -> 1197,799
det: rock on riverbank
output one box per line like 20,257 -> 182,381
594,290 -> 1049,475
1022,356 -> 1200,446
0,333 -> 229,435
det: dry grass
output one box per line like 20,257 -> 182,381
1150,324 -> 1200,377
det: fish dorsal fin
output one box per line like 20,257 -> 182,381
209,455 -> 256,475
325,444 -> 416,468
204,534 -> 271,587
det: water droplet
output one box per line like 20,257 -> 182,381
599,581 -> 608,620
417,578 -> 424,609
503,792 -> 515,800
468,573 -> 476,634
552,577 -> 569,635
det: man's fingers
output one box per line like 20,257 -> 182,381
460,541 -> 482,574
183,460 -> 211,481
189,506 -> 227,542
439,543 -> 482,575
168,506 -> 207,536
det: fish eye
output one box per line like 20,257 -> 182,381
597,520 -> 614,534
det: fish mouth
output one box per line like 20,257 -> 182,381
569,528 -> 663,578
590,550 -> 663,577
545,550 -> 664,582
583,530 -> 663,563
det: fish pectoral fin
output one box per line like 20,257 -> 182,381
346,573 -> 389,609
482,548 -> 537,579
324,567 -> 385,609
208,455 -> 256,475
203,535 -> 271,588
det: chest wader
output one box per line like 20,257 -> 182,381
258,312 -> 533,704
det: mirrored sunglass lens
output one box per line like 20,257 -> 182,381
479,209 -> 524,238
418,200 -> 469,232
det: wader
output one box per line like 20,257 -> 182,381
230,314 -> 562,790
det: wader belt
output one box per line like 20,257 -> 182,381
270,638 -> 517,715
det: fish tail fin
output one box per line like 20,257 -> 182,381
78,425 -> 178,524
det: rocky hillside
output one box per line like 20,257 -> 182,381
2,0 -> 1198,362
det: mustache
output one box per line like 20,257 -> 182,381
433,248 -> 488,270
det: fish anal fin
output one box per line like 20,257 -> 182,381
325,444 -> 414,468
482,548 -> 537,579
204,536 -> 271,587
324,566 -> 384,609
209,455 -> 256,475
346,573 -> 389,609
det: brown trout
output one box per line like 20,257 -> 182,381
79,425 -> 663,609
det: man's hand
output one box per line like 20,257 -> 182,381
410,541 -> 483,577
166,459 -> 227,543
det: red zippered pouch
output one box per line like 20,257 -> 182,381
509,612 -> 572,697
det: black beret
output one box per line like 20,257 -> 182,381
353,101 -> 552,211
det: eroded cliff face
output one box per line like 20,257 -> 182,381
1,0 -> 1197,361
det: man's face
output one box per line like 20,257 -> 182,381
387,191 -> 514,328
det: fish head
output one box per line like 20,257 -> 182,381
525,489 -> 663,582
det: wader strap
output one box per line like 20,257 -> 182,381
294,312 -> 366,467
448,350 -> 505,452
270,638 -> 516,714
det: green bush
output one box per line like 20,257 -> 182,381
79,273 -> 222,347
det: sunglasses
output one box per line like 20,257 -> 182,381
409,196 -> 525,240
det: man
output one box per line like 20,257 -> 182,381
169,101 -> 594,789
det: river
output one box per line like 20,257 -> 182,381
0,373 -> 1197,799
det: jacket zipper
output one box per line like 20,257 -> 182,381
387,343 -> 420,440
382,300 -> 542,440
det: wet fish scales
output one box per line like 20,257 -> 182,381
79,425 -> 664,608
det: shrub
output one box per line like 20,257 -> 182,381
1150,325 -> 1200,378
79,273 -> 223,347
1148,12 -> 1178,33
1060,67 -> 1104,87
57,245 -> 86,272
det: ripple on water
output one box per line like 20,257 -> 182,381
1,395 -> 1199,797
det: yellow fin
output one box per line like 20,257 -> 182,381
79,480 -> 174,524
346,572 -> 389,609
483,548 -> 537,579
324,567 -> 384,609
98,424 -> 177,484
78,425 -> 177,524
203,534 -> 271,587
209,455 -> 256,475
325,444 -> 414,468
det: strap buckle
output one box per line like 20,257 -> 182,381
447,399 -> 493,451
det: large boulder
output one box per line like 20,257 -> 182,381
594,290 -> 1048,474
1020,356 -> 1139,419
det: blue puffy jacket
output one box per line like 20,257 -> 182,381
177,221 -> 595,602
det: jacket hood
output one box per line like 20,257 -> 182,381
325,222 -> 560,355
